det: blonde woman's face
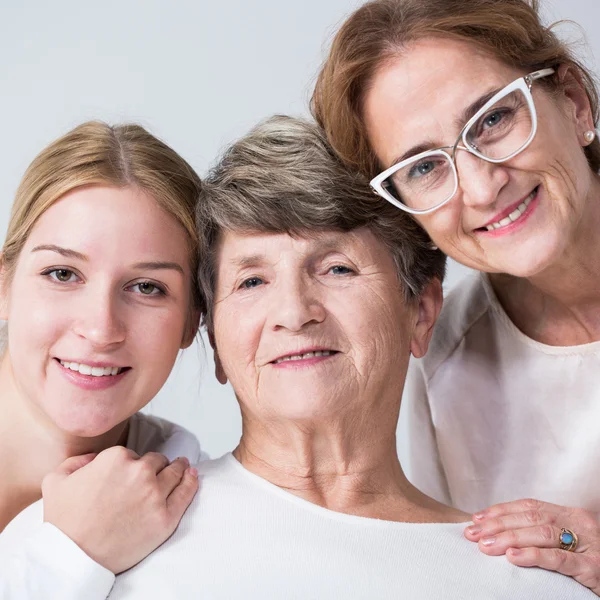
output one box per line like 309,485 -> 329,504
364,37 -> 596,277
0,185 -> 195,437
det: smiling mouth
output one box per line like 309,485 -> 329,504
56,359 -> 129,377
477,186 -> 539,232
271,350 -> 338,365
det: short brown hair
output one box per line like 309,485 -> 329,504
311,0 -> 600,179
2,121 -> 203,310
196,115 -> 445,330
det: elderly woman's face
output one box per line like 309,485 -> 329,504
364,38 -> 596,277
211,228 -> 435,422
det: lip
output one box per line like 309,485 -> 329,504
480,187 -> 538,229
270,347 -> 339,369
476,186 -> 539,237
54,358 -> 130,391
56,357 -> 129,369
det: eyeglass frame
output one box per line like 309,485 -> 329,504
369,68 -> 556,215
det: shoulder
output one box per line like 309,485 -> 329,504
420,272 -> 492,379
126,412 -> 206,463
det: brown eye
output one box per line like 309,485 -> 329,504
48,268 -> 75,282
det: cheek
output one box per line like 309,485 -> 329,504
7,283 -> 68,357
214,302 -> 263,380
340,290 -> 411,367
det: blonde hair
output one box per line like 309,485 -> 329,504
2,121 -> 202,309
312,0 -> 600,179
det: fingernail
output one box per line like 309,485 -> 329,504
480,536 -> 496,547
509,548 -> 522,556
473,511 -> 487,521
177,456 -> 190,466
466,525 -> 482,535
189,467 -> 198,478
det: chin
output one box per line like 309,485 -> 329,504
47,402 -> 129,439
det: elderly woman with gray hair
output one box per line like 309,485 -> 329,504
107,116 -> 593,598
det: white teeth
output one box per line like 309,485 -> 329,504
59,360 -> 122,377
485,190 -> 536,231
274,350 -> 334,364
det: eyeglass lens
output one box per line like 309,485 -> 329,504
383,88 -> 533,211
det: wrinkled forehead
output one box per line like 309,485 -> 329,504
213,226 -> 387,276
364,37 -> 526,165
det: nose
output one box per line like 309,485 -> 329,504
454,149 -> 510,209
268,273 -> 326,333
73,286 -> 126,348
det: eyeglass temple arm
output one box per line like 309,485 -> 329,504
524,67 -> 556,88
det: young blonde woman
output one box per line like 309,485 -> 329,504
0,121 -> 203,599
312,0 -> 600,594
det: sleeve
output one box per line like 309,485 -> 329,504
397,357 -> 452,506
0,523 -> 115,600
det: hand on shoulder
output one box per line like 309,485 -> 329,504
42,447 -> 199,574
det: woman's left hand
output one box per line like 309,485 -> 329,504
464,498 -> 600,596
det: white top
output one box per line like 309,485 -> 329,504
398,272 -> 600,514
0,413 -> 203,600
108,453 -> 593,600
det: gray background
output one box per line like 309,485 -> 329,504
0,0 -> 597,458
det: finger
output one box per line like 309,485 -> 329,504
474,498 -> 565,522
476,524 -> 568,556
166,468 -> 199,521
53,453 -> 98,477
506,547 -> 597,591
157,457 -> 190,496
138,451 -> 170,475
465,509 -> 559,541
41,453 -> 98,492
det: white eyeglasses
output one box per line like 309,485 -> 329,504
370,68 -> 555,214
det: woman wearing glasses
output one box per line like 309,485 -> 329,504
313,0 -> 600,594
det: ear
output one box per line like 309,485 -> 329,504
409,277 -> 443,359
207,329 -> 228,385
180,309 -> 200,349
557,65 -> 596,138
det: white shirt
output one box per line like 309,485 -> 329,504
399,272 -> 600,514
0,413 -> 202,600
108,453 -> 593,600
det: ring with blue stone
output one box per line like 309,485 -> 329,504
559,528 -> 578,552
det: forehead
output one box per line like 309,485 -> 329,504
215,228 -> 388,269
364,37 -> 525,159
23,185 -> 190,266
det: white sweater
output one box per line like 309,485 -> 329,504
0,413 -> 202,600
398,272 -> 600,514
108,453 -> 593,599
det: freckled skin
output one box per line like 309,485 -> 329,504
211,228 -> 419,428
363,37 -> 600,279
0,185 -> 195,438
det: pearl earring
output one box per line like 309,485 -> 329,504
584,130 -> 596,144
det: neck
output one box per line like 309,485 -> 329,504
0,352 -> 129,528
490,182 -> 600,345
234,409 -> 462,523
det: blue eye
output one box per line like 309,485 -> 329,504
240,277 -> 264,289
329,265 -> 354,275
408,159 -> 438,179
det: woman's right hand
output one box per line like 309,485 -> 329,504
41,447 -> 199,574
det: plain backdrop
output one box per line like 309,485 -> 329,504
1,0 -> 599,458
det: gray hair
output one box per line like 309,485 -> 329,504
196,115 -> 445,329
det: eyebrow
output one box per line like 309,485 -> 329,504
388,85 -> 504,168
31,245 -> 88,261
132,261 -> 185,275
31,246 -> 184,275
